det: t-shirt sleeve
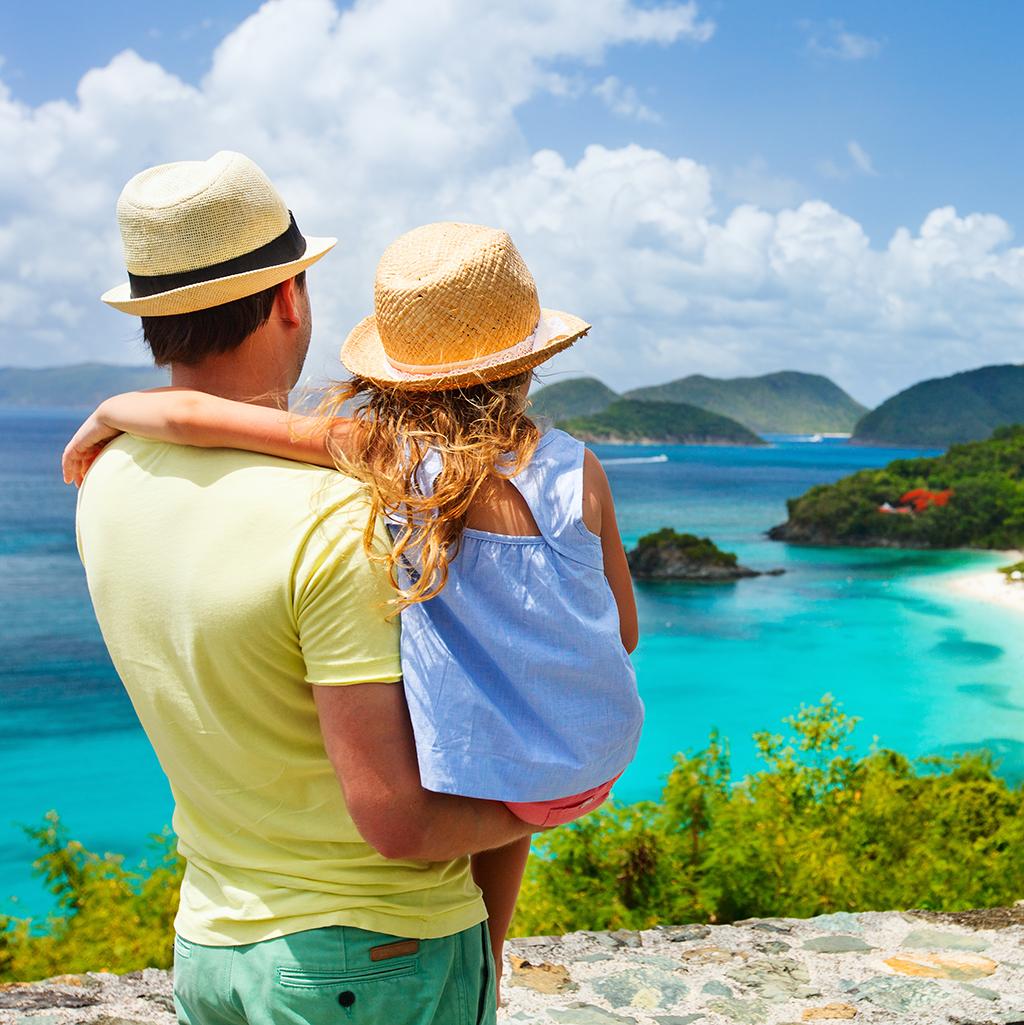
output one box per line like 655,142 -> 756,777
292,486 -> 402,687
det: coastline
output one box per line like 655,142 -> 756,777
925,551 -> 1024,614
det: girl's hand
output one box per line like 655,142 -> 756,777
62,412 -> 122,486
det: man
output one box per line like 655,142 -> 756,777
76,151 -> 532,1025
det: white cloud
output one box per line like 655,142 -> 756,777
0,0 -> 1021,407
718,156 -> 807,210
594,76 -> 661,123
847,140 -> 878,177
817,142 -> 879,183
802,20 -> 884,62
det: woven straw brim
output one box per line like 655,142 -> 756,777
100,236 -> 337,315
341,309 -> 591,391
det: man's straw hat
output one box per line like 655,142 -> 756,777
341,222 -> 590,390
101,151 -> 336,316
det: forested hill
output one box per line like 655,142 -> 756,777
853,364 -> 1024,447
529,377 -> 619,421
0,364 -> 167,409
624,371 -> 866,435
769,425 -> 1024,549
560,399 -> 763,446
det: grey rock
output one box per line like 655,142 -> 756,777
576,953 -> 615,963
801,934 -> 874,953
902,927 -> 991,952
514,934 -> 560,948
608,929 -> 643,949
549,1003 -> 637,1025
580,932 -> 619,949
845,975 -> 944,1014
92,1018 -> 153,1025
666,925 -> 712,943
0,989 -> 100,1010
591,967 -> 688,1009
758,940 -> 792,954
706,996 -> 770,1023
726,958 -> 817,1002
653,1017 -> 705,1025
701,980 -> 732,996
960,983 -> 1001,1001
644,955 -> 687,970
143,992 -> 176,1012
810,912 -> 864,934
733,918 -> 791,933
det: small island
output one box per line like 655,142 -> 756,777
769,424 -> 1024,549
627,527 -> 784,581
560,399 -> 763,446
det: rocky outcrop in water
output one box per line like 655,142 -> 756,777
628,528 -> 784,582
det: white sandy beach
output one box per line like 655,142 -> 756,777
936,552 -> 1024,614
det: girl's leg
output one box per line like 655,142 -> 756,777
470,835 -> 532,1006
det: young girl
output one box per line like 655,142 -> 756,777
63,221 -> 644,990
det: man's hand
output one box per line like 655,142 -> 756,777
313,681 -> 535,862
62,412 -> 122,486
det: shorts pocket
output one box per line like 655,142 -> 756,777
173,935 -> 193,960
277,959 -> 419,989
272,955 -> 427,1024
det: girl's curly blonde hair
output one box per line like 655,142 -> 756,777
317,371 -> 539,607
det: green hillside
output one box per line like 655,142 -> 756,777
853,364 -> 1024,447
529,377 -> 618,421
769,424 -> 1024,549
625,371 -> 866,434
560,399 -> 763,446
0,363 -> 168,408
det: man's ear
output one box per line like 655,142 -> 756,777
274,276 -> 303,327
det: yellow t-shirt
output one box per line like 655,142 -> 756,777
76,437 -> 485,945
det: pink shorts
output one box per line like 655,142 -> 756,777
505,774 -> 621,827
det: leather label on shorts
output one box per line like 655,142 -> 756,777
369,939 -> 420,962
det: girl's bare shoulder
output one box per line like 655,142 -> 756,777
581,448 -> 608,536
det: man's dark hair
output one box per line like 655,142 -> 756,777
141,272 -> 306,367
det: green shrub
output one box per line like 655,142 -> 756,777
0,814 -> 182,982
5,697 -> 1023,980
512,696 -> 1024,934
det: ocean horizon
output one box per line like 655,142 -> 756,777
3,409 -> 1022,920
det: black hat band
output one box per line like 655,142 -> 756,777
127,212 -> 307,299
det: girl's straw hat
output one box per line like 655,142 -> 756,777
101,151 -> 336,316
341,222 -> 590,390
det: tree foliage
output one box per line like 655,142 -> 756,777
560,399 -> 762,445
770,425 -> 1024,548
0,814 -> 181,983
512,696 -> 1024,935
632,528 -> 738,568
4,698 -> 1024,981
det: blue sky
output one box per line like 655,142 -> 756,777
1,1 -> 1022,403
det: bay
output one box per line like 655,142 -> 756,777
2,410 -> 1021,918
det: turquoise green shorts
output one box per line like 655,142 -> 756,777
173,921 -> 495,1025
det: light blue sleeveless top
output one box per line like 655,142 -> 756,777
393,429 -> 644,803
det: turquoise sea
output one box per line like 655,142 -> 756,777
3,409 -> 1023,919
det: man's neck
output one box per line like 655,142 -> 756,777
170,359 -> 290,410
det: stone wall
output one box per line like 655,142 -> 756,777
2,908 -> 1023,1024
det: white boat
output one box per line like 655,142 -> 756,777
602,454 -> 669,465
